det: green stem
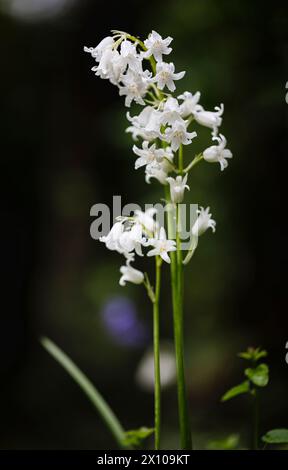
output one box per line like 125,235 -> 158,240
178,144 -> 184,174
41,337 -> 128,449
153,256 -> 162,450
176,203 -> 192,449
253,389 -> 259,450
184,154 -> 203,173
164,186 -> 192,450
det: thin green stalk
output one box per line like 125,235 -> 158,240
184,154 -> 203,173
253,389 -> 259,450
164,185 -> 192,449
178,144 -> 184,174
175,203 -> 192,449
153,256 -> 162,450
41,337 -> 128,449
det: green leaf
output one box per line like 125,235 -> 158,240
262,429 -> 288,444
221,381 -> 250,402
238,352 -> 253,360
40,337 -> 128,449
254,349 -> 268,361
238,347 -> 267,362
245,363 -> 269,387
123,427 -> 154,448
207,434 -> 239,450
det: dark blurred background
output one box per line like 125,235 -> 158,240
0,0 -> 287,450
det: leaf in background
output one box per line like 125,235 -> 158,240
221,381 -> 250,402
238,347 -> 267,362
254,349 -> 268,361
40,337 -> 128,449
206,433 -> 239,450
123,427 -> 154,448
262,429 -> 288,444
245,363 -> 269,387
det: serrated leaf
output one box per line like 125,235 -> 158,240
262,429 -> 288,444
207,434 -> 239,450
123,427 -> 154,448
221,381 -> 250,402
245,363 -> 269,387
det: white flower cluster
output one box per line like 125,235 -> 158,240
100,209 -> 176,286
85,30 -> 232,286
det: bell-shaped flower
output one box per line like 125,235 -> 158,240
126,106 -> 162,141
160,97 -> 184,126
191,207 -> 216,237
133,141 -> 166,169
92,48 -> 125,84
99,221 -> 124,252
166,174 -> 189,204
119,40 -> 142,72
84,36 -> 115,61
178,91 -> 201,118
134,208 -> 158,234
147,227 -> 176,264
119,69 -> 151,107
145,147 -> 174,185
119,223 -> 144,257
152,62 -> 185,92
143,30 -> 173,62
119,260 -> 144,286
164,121 -> 197,151
145,164 -> 169,185
203,134 -> 233,171
194,104 -> 224,135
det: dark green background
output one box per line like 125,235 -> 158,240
0,0 -> 287,449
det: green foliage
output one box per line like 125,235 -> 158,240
221,381 -> 250,402
207,434 -> 239,450
222,347 -> 269,404
238,347 -> 268,362
244,364 -> 269,388
262,429 -> 288,444
123,427 -> 154,448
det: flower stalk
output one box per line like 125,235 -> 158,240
153,256 -> 162,449
85,28 -> 231,450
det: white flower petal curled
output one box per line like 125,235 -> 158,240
178,91 -> 201,118
203,134 -> 233,171
119,260 -> 144,286
92,48 -> 126,84
143,30 -> 173,62
153,62 -> 185,92
194,104 -> 224,135
191,207 -> 216,237
166,174 -> 189,204
99,221 -> 124,252
84,36 -> 115,61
